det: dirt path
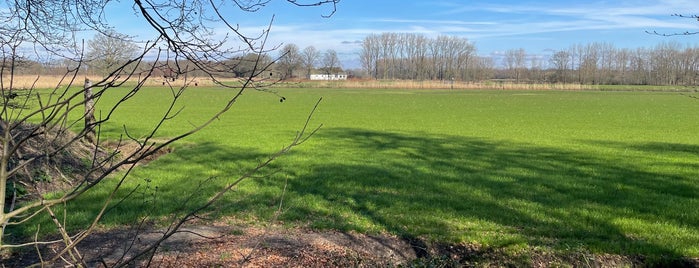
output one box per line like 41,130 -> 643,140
7,222 -> 699,267
141,226 -> 416,267
8,224 -> 417,267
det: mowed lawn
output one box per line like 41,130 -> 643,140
25,87 -> 699,259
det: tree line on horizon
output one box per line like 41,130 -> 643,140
6,31 -> 699,87
3,33 -> 344,83
358,32 -> 699,86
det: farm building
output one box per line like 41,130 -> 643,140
309,74 -> 347,80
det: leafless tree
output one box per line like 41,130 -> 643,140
359,34 -> 380,79
86,32 -> 139,77
550,50 -> 571,83
0,0 -> 336,266
597,42 -> 616,84
575,43 -> 600,84
469,56 -> 495,81
503,48 -> 526,83
320,49 -> 341,75
301,45 -> 320,79
277,43 -> 303,79
629,47 -> 652,85
359,31 -> 699,86
651,42 -> 683,85
611,48 -> 631,85
359,33 -> 478,81
552,41 -> 699,86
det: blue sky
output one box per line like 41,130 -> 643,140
111,0 -> 699,68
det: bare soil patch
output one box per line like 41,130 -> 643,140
8,221 -> 698,267
6,224 -> 416,267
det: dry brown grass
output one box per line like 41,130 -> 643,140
275,79 -> 597,90
2,75 -> 219,90
1,75 -> 95,90
3,76 -> 598,91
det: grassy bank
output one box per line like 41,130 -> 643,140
11,87 -> 699,262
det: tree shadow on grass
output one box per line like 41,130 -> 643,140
106,141 -> 289,221
6,141 -> 277,242
10,128 -> 698,264
280,128 -> 699,260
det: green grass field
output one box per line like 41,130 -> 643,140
14,87 -> 699,261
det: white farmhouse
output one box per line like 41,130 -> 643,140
309,74 -> 347,80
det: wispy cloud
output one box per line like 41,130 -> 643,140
434,0 -> 699,29
439,0 -> 699,17
113,0 -> 699,67
338,1 -> 699,42
370,18 -> 497,26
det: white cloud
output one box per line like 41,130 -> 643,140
103,0 -> 699,68
370,18 -> 497,26
356,1 -> 699,41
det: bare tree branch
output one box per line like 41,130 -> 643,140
1,0 -> 337,266
646,13 -> 699,36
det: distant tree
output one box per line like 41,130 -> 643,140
301,46 -> 320,78
0,56 -> 44,75
613,48 -> 632,85
359,34 -> 380,79
360,33 -> 476,81
320,49 -> 341,75
550,50 -> 571,83
503,48 -> 526,82
277,43 -> 302,79
597,42 -> 616,84
86,32 -> 138,76
580,43 -> 600,84
651,42 -> 683,85
647,14 -> 699,85
230,53 -> 273,78
469,56 -> 495,81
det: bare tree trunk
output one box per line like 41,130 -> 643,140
84,78 -> 96,144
